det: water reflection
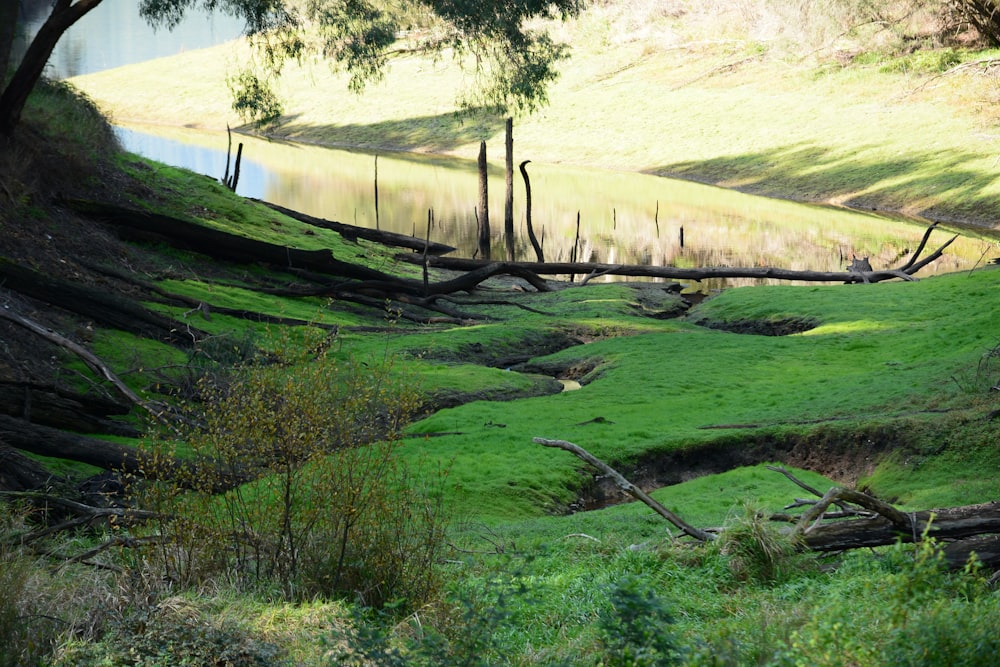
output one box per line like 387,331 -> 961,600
15,0 -> 243,79
114,124 -> 989,290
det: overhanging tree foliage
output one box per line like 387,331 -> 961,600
0,0 -> 580,137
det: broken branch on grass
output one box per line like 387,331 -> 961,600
533,437 -> 715,542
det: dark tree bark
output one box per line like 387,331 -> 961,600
69,199 -> 396,280
505,117 -> 515,262
0,414 -> 245,490
0,381 -> 135,436
520,160 -> 544,263
0,256 -> 201,345
0,0 -> 19,88
477,140 -> 491,260
0,445 -> 52,491
0,0 -> 104,137
0,413 -> 157,475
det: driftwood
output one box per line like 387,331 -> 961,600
537,438 -> 1000,569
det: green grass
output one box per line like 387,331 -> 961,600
15,4 -> 1000,664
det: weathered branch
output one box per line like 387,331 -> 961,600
0,304 -> 166,421
0,491 -> 163,545
533,437 -> 715,541
534,439 -> 1000,567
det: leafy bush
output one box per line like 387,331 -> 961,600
328,575 -> 528,667
136,333 -> 447,606
597,574 -> 682,667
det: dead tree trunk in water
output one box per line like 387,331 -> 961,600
477,141 -> 491,260
520,160 -> 544,262
505,117 -> 515,262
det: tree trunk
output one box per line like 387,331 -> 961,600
477,140 -> 490,260
0,0 -> 19,88
0,256 -> 201,345
504,117 -> 515,262
0,414 -> 245,490
69,199 -> 394,281
0,445 -> 52,491
0,381 -> 135,436
0,0 -> 104,137
520,160 -> 544,262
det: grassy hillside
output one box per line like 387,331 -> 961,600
3,2 -> 1000,665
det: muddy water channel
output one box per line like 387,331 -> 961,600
117,123 -> 990,290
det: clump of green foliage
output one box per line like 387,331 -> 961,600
596,574 -> 682,667
717,501 -> 798,584
136,329 -> 447,607
328,576 -> 526,667
54,598 -> 288,667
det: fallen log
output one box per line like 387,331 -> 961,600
67,199 -> 394,282
0,257 -> 201,345
257,200 -> 456,255
0,305 -> 169,423
0,381 -> 136,436
536,437 -> 1000,569
403,256 -> 938,284
0,414 -> 244,491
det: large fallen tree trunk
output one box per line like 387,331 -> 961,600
0,381 -> 136,436
536,437 -> 1000,569
256,200 -> 456,255
68,199 -> 395,282
0,414 -> 244,491
0,257 -> 201,345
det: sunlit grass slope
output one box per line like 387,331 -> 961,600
99,150 -> 1000,524
384,265 -> 1000,520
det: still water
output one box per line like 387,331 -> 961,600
19,1 -> 990,286
16,0 -> 243,79
115,124 -> 988,289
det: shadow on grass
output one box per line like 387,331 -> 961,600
238,110 -> 506,159
649,142 -> 1000,225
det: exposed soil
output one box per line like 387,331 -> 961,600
567,422 -> 908,513
687,316 -> 821,336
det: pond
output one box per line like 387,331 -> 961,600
115,123 -> 989,291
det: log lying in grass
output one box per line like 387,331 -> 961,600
536,437 -> 1000,569
257,199 -> 456,255
0,257 -> 201,345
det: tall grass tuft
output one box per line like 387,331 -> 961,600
717,501 -> 797,584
